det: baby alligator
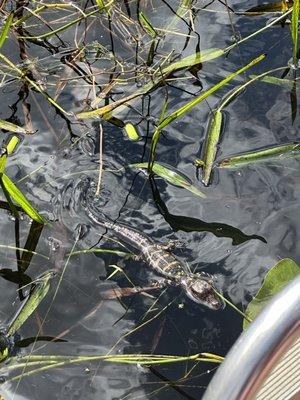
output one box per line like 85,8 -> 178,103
87,210 -> 222,310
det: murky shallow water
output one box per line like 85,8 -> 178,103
0,1 -> 299,399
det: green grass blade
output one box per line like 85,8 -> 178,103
291,0 -> 300,65
130,162 -> 206,198
95,0 -> 112,14
250,74 -> 295,90
7,270 -> 54,336
139,11 -> 158,38
201,110 -> 223,186
158,54 -> 265,130
148,96 -> 169,170
0,12 -> 13,49
0,154 -> 7,174
161,48 -> 224,76
1,174 -> 46,223
218,142 -> 300,168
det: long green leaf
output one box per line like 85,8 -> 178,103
251,74 -> 296,90
139,11 -> 157,38
218,142 -> 300,168
200,110 -> 223,186
1,174 -> 45,223
7,270 -> 54,336
291,0 -> 300,64
0,12 -> 13,49
161,48 -> 224,76
243,259 -> 300,329
130,162 -> 206,198
0,154 -> 7,174
148,96 -> 169,170
158,54 -> 266,129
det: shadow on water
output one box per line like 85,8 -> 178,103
149,176 -> 267,245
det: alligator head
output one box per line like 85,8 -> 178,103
180,275 -> 223,310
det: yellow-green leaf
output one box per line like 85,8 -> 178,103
0,12 -> 13,49
201,110 -> 223,186
139,11 -> 157,38
7,270 -> 53,336
218,142 -> 300,168
6,135 -> 20,155
130,162 -> 206,198
124,123 -> 140,141
0,119 -> 30,134
1,174 -> 45,224
243,258 -> 300,329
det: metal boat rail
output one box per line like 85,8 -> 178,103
203,275 -> 300,400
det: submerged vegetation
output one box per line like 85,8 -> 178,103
0,0 -> 299,398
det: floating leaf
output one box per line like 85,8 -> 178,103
124,123 -> 140,141
7,270 -> 54,336
130,162 -> 206,198
0,12 -> 13,49
0,119 -> 30,134
243,258 -> 300,329
1,174 -> 46,224
218,142 -> 300,168
200,110 -> 223,186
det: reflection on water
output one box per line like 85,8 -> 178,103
0,0 -> 299,399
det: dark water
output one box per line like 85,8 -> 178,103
0,1 -> 299,399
